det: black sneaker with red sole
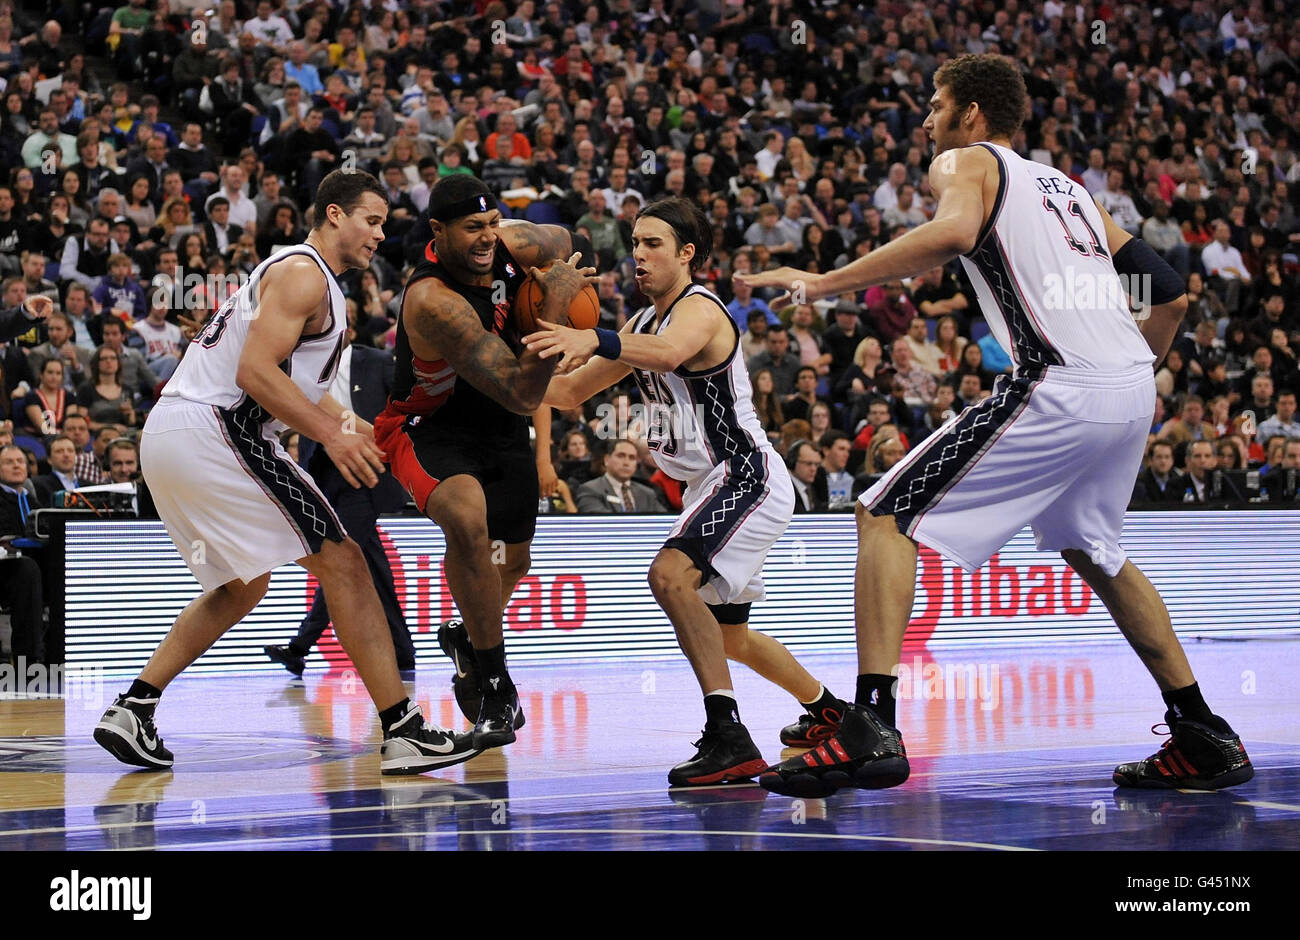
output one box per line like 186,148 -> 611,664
668,722 -> 768,787
779,701 -> 846,748
760,703 -> 909,798
1113,715 -> 1254,791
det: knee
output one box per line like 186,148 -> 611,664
319,538 -> 368,582
441,517 -> 492,565
646,557 -> 685,599
502,547 -> 531,581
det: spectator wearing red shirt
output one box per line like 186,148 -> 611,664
484,110 -> 532,161
863,279 -> 918,346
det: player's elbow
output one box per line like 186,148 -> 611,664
501,386 -> 545,415
1155,293 -> 1188,323
942,222 -> 980,257
234,361 -> 268,396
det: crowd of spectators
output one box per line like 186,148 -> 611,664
2,0 -> 1299,551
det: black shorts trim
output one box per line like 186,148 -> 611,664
665,450 -> 770,580
864,375 -> 1040,539
706,601 -> 752,625
216,402 -> 346,555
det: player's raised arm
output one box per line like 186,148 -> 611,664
526,293 -> 718,376
237,258 -> 385,488
736,146 -> 993,306
1094,199 -> 1189,365
500,219 -> 597,271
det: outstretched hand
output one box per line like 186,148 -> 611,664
733,267 -> 826,310
523,318 -> 598,374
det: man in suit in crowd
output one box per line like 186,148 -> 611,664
31,435 -> 87,505
0,443 -> 46,664
1262,437 -> 1300,503
264,335 -> 415,676
575,439 -> 668,513
1178,440 -> 1216,503
789,440 -> 828,512
1131,440 -> 1185,504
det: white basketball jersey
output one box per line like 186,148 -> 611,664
957,142 -> 1156,375
627,284 -> 775,483
162,243 -> 347,423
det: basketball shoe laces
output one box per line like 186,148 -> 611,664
1145,722 -> 1199,777
124,701 -> 162,747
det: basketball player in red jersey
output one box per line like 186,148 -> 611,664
374,175 -> 597,749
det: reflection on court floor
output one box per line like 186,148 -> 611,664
1,642 -> 1297,851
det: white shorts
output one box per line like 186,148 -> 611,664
141,398 -> 346,593
861,365 -> 1154,577
666,448 -> 795,607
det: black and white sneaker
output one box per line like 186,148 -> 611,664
94,695 -> 174,770
380,704 -> 482,776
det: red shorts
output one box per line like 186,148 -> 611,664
374,407 -> 440,513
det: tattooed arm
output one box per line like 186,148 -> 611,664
404,278 -> 557,415
499,220 -> 575,269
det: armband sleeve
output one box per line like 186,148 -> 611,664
1112,238 -> 1185,307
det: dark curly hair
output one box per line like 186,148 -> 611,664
933,54 -> 1027,141
636,196 -> 713,274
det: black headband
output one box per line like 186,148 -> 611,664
430,191 -> 499,222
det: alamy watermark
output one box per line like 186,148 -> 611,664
890,656 -> 1000,711
1041,268 -> 1155,320
591,400 -> 711,446
0,658 -> 105,709
151,272 -> 251,312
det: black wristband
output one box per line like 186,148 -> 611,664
594,328 -> 622,359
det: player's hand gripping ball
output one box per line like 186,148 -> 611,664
513,264 -> 601,334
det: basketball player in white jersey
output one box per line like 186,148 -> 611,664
741,55 -> 1252,797
94,170 -> 481,776
525,197 -> 850,786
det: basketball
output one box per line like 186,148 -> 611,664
513,266 -> 601,334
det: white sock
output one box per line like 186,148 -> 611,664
799,683 -> 825,708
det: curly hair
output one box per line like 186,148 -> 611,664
933,54 -> 1027,140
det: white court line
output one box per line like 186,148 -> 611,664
8,750 -> 1298,838
1236,800 -> 1300,812
114,828 -> 1040,852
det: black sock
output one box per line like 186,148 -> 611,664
474,643 -> 515,698
704,692 -> 740,729
124,679 -> 162,717
856,673 -> 897,726
379,697 -> 414,733
1161,683 -> 1230,732
804,685 -> 843,719
286,640 -> 310,658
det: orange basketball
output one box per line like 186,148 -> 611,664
513,266 -> 601,334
